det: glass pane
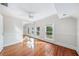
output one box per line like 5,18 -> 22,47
46,26 -> 53,38
37,27 -> 40,36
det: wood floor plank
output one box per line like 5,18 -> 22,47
0,36 -> 78,56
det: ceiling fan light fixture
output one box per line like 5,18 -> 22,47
28,12 -> 34,18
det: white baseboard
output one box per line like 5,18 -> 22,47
53,41 -> 76,50
4,39 -> 23,47
0,47 -> 3,52
26,35 -> 76,50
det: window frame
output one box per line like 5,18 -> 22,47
45,24 -> 54,40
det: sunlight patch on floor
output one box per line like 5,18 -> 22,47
26,37 -> 35,49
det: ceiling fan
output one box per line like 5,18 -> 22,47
28,12 -> 34,19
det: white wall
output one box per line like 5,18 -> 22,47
34,15 -> 58,40
24,15 -> 77,50
0,4 -> 28,47
0,14 -> 3,52
3,16 -> 23,47
54,17 -> 77,49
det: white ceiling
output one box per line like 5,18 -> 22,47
8,3 -> 56,13
55,3 -> 79,18
8,3 -> 57,21
2,3 -> 79,22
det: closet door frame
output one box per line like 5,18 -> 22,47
0,14 -> 3,52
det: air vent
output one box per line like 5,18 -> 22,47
1,3 -> 8,7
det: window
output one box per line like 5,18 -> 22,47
37,27 -> 40,36
46,26 -> 53,38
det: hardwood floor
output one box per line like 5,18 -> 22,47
0,36 -> 78,56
